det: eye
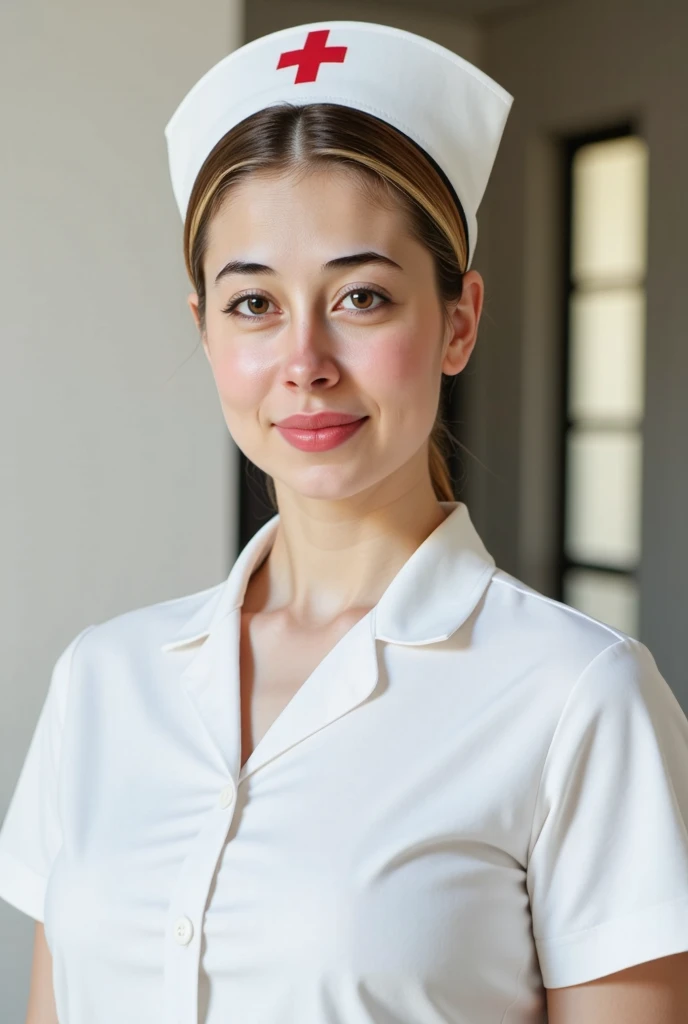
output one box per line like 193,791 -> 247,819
223,287 -> 389,319
224,293 -> 275,318
339,288 -> 388,312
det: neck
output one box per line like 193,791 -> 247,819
244,480 -> 451,629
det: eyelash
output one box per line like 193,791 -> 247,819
221,286 -> 390,320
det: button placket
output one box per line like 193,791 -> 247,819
174,916 -> 194,945
163,784 -> 239,1024
219,783 -> 235,809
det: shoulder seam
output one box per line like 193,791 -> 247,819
57,623 -> 98,730
86,583 -> 224,633
491,574 -> 627,644
526,636 -> 631,865
51,623 -> 97,867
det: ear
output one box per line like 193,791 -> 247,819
187,292 -> 210,361
441,270 -> 484,378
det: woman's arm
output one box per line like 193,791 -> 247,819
25,922 -> 58,1024
546,951 -> 688,1023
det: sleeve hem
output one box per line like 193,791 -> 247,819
536,893 -> 688,989
0,848 -> 47,922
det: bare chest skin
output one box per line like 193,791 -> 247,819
238,603 -> 369,770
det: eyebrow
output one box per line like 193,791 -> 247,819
213,251 -> 402,286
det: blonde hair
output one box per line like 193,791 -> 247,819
183,103 -> 469,508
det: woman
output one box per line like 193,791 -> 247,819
2,20 -> 688,1024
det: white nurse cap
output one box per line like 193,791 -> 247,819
164,21 -> 514,269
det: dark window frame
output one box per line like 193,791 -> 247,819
555,120 -> 645,607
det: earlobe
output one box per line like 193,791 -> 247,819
441,307 -> 474,378
442,327 -> 474,378
187,292 -> 211,362
187,292 -> 201,332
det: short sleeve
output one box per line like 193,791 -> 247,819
527,636 -> 688,989
0,625 -> 93,922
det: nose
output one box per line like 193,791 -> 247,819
280,312 -> 340,390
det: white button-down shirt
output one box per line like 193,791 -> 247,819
2,500 -> 688,1024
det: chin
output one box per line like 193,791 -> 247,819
277,471 -> 377,503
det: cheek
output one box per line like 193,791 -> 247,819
210,345 -> 271,410
363,325 -> 439,394
360,325 -> 442,441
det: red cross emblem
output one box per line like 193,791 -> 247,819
276,29 -> 348,84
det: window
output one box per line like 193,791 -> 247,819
559,129 -> 649,637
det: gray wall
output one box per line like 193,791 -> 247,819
246,0 -> 481,61
476,0 -> 688,695
0,0 -> 243,1015
2,0 -> 686,1013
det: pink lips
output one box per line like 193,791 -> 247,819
274,411 -> 369,452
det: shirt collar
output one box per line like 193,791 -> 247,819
160,500 -> 496,653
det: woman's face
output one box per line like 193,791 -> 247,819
189,165 -> 483,504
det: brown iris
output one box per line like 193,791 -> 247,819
247,296 -> 270,315
349,290 -> 374,309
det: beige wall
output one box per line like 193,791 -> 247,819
472,0 -> 688,694
0,0 -> 243,1014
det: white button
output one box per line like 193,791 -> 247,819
219,784 -> 234,809
173,916 -> 193,945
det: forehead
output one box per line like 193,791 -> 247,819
206,165 -> 412,252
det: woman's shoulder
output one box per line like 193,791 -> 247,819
478,568 -> 680,781
76,578 -> 225,664
480,565 -> 648,686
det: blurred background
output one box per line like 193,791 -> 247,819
1,0 -> 687,1011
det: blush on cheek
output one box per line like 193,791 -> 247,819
370,329 -> 432,388
213,351 -> 271,411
